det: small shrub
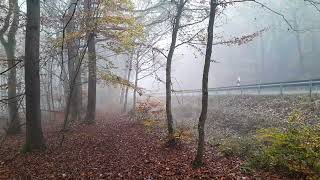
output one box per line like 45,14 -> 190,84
143,119 -> 159,128
216,108 -> 320,179
217,136 -> 260,158
240,163 -> 255,175
249,110 -> 320,179
174,127 -> 193,141
135,99 -> 165,121
161,127 -> 194,148
164,137 -> 181,148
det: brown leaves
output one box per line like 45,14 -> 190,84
0,113 -> 285,179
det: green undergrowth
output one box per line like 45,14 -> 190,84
215,107 -> 320,179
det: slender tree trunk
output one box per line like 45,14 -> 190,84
50,58 -> 56,120
62,64 -> 69,110
46,72 -> 51,121
166,0 -> 185,139
66,0 -> 81,121
0,73 -> 3,105
85,33 -> 97,123
259,32 -> 265,83
0,0 -> 20,134
311,30 -> 317,53
120,62 -> 129,104
57,31 -> 69,110
133,59 -> 139,114
5,47 -> 20,134
77,66 -> 83,111
120,85 -> 125,104
84,0 -> 97,124
67,40 -> 79,121
296,33 -> 304,77
293,14 -> 304,79
193,0 -> 217,167
123,55 -> 133,113
24,0 -> 45,151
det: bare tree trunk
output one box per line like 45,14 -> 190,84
259,31 -> 265,83
5,47 -> 20,134
166,0 -> 185,140
120,62 -> 129,104
50,58 -> 56,120
77,66 -> 83,111
62,64 -> 69,110
119,85 -> 125,104
193,0 -> 217,167
293,14 -> 304,79
66,0 -> 81,121
57,31 -> 69,110
133,59 -> 139,114
84,0 -> 97,124
311,30 -> 317,53
0,0 -> 20,134
24,0 -> 45,151
67,41 -> 80,121
123,55 -> 133,113
46,72 -> 51,121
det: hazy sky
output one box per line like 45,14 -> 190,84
138,0 -> 320,92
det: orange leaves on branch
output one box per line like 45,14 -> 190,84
213,28 -> 268,46
97,70 -> 144,95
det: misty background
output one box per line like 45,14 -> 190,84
1,0 -> 320,113
140,0 -> 320,92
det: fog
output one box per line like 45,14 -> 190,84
1,0 -> 320,113
140,0 -> 320,92
1,0 -> 320,178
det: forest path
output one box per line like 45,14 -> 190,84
0,113 -> 282,179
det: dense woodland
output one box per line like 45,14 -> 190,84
0,0 -> 320,179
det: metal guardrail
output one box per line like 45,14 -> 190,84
153,79 -> 320,96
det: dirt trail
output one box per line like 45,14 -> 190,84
0,114 -> 283,179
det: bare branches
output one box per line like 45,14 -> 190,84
0,0 -> 13,37
216,0 -> 303,32
129,0 -> 169,13
7,0 -> 19,40
151,47 -> 168,58
59,35 -> 88,146
0,0 -> 20,48
217,0 -> 255,6
0,93 -> 24,104
0,59 -> 22,75
179,14 -> 209,29
305,0 -> 320,5
175,28 -> 205,48
306,0 -> 320,13
252,1 -> 296,31
60,0 -> 79,77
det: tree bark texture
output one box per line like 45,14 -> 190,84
24,0 -> 46,150
84,0 -> 97,123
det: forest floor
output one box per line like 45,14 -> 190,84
0,113 -> 285,179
